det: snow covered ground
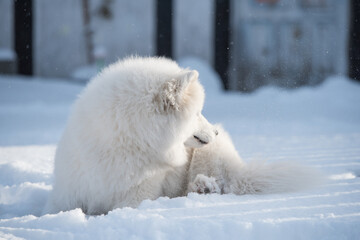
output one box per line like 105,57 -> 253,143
0,58 -> 360,239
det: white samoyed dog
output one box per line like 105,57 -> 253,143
45,57 -> 323,215
45,57 -> 218,215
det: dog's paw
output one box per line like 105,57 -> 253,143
188,174 -> 221,194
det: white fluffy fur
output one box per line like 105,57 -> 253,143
187,126 -> 324,195
45,57 -> 216,215
45,57 -> 323,215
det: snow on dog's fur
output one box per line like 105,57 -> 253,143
45,57 -> 323,215
45,57 -> 217,215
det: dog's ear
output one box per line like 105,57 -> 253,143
155,70 -> 199,113
175,70 -> 199,95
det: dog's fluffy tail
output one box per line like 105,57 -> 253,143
224,160 -> 325,195
189,125 -> 326,195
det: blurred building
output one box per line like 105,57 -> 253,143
0,0 -> 352,91
230,0 -> 350,91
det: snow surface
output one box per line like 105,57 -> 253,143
1,58 -> 360,239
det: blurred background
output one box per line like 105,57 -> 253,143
0,0 -> 359,92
